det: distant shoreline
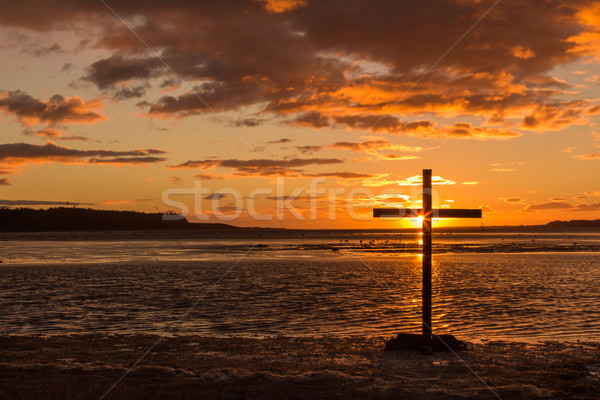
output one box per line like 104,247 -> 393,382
2,207 -> 600,233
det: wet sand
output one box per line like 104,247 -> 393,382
1,335 -> 598,399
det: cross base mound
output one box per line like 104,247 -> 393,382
385,333 -> 467,353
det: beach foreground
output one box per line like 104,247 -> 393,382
1,335 -> 598,399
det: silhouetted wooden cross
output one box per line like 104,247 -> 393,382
373,169 -> 482,353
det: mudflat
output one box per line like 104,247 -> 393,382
1,335 -> 598,399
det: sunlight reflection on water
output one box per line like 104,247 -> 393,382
0,249 -> 599,341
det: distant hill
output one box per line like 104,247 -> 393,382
0,207 -> 237,232
2,207 -> 599,233
544,219 -> 600,230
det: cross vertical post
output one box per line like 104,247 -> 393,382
422,169 -> 433,353
372,169 -> 482,353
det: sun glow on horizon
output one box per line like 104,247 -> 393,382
1,1 -> 599,229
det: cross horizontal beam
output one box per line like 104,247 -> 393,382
373,208 -> 482,219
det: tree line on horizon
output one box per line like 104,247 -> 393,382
0,207 -> 235,232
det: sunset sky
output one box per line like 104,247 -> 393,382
1,0 -> 600,228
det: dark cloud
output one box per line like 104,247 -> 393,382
267,138 -> 292,144
308,171 -> 373,179
193,172 -> 229,180
442,123 -> 521,139
0,178 -> 10,186
264,195 -> 323,201
87,156 -> 166,164
524,202 -> 573,211
502,198 -> 524,203
169,157 -> 342,170
0,0 -> 599,137
167,176 -> 183,185
289,112 -> 332,128
0,199 -> 94,206
58,135 -> 91,142
0,142 -> 167,165
204,193 -> 227,200
288,113 -> 520,139
572,202 -> 600,211
296,145 -> 323,154
113,86 -> 147,100
83,56 -> 162,89
166,157 -> 373,179
61,63 -> 74,73
253,137 -> 293,152
103,198 -> 153,205
232,118 -> 262,127
0,90 -> 104,126
21,42 -> 63,57
22,128 -> 61,139
524,201 -> 600,212
332,115 -> 433,134
22,128 -> 90,142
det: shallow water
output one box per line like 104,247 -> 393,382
0,238 -> 598,341
1,231 -> 600,264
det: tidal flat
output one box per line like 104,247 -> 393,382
1,335 -> 599,399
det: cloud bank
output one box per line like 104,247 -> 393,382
2,0 -> 599,138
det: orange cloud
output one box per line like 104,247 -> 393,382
103,199 -> 153,205
259,0 -> 306,13
24,128 -> 61,138
396,175 -> 456,186
489,162 -> 522,172
520,102 -> 599,132
103,200 -> 134,205
328,139 -> 426,159
194,172 -> 231,180
346,174 -> 400,187
380,154 -> 420,160
574,153 -> 600,160
440,123 -> 521,139
511,46 -> 535,59
289,112 -> 521,139
2,0 -> 600,140
568,3 -> 600,60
